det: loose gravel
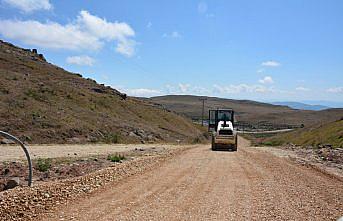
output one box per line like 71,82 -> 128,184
1,138 -> 342,221
0,146 -> 190,220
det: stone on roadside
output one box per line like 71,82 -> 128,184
5,177 -> 20,190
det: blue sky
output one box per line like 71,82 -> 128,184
0,0 -> 342,103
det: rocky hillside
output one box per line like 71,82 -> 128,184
0,40 -> 206,144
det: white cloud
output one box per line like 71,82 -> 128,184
66,55 -> 95,66
261,60 -> 281,67
295,86 -> 310,91
123,88 -> 162,97
164,84 -> 210,95
0,19 -> 102,50
257,69 -> 264,73
77,10 -> 136,57
326,87 -> 343,93
165,83 -> 274,95
191,86 -> 211,94
115,39 -> 136,57
163,31 -> 181,38
258,76 -> 274,84
197,2 -> 215,18
178,83 -> 191,93
3,0 -> 52,12
0,10 -> 136,57
117,82 -> 292,98
146,21 -> 152,29
198,2 -> 208,14
213,84 -> 273,94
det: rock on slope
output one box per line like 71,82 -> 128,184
0,40 -> 205,144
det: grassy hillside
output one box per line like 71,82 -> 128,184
0,40 -> 206,144
150,95 -> 343,127
262,119 -> 343,148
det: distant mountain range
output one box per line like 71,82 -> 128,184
271,102 -> 330,111
302,100 -> 343,108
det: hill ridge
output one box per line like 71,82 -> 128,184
149,95 -> 343,127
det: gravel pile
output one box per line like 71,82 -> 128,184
0,148 -> 187,220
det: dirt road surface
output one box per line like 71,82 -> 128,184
0,143 -> 185,161
44,137 -> 342,220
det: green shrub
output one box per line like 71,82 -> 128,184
107,154 -> 126,162
261,140 -> 283,146
36,158 -> 51,172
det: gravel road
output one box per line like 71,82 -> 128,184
44,137 -> 343,221
0,143 -> 185,161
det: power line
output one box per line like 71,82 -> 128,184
199,98 -> 207,126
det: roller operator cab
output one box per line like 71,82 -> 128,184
208,109 -> 237,151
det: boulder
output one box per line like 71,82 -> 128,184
67,137 -> 82,143
91,87 -> 105,94
323,144 -> 333,149
38,54 -> 46,61
5,177 -> 20,190
119,93 -> 127,100
134,129 -> 146,138
3,168 -> 10,175
129,131 -> 139,138
0,183 -> 5,191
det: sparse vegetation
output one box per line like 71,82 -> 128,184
261,140 -> 284,146
107,154 -> 126,162
103,133 -> 119,144
36,158 -> 51,172
192,136 -> 203,144
25,89 -> 43,101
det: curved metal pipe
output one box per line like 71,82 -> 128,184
0,131 -> 33,187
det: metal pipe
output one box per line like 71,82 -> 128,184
0,131 -> 33,187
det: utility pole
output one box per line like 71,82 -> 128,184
200,98 -> 207,126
